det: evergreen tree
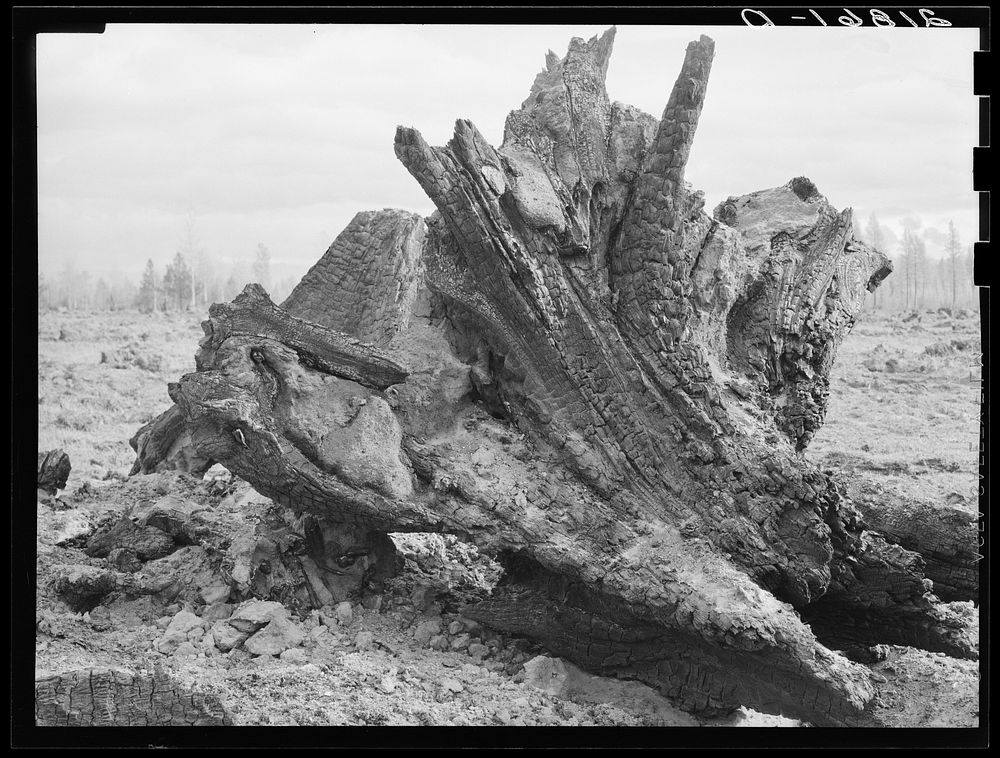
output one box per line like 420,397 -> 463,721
94,277 -> 112,310
914,236 -> 928,309
138,259 -> 158,313
965,244 -> 977,311
59,260 -> 79,310
179,216 -> 202,310
946,221 -> 962,310
78,270 -> 92,310
900,218 -> 924,311
164,252 -> 192,311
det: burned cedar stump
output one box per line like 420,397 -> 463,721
130,30 -> 975,726
38,449 -> 71,495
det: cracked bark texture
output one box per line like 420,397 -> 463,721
38,449 -> 71,494
35,667 -> 231,726
130,29 -> 975,726
281,209 -> 426,342
835,474 -> 979,604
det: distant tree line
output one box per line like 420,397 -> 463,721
861,215 -> 978,313
38,219 -> 979,315
39,243 -> 299,314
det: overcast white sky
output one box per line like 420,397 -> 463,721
37,24 -> 980,283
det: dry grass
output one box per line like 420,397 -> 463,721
809,307 -> 982,507
37,310 -> 204,485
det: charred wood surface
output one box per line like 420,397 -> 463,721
837,474 -> 979,604
38,449 -> 71,494
34,667 -> 231,726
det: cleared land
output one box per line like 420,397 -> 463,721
34,306 -> 981,727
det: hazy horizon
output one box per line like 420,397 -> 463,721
37,24 -> 980,284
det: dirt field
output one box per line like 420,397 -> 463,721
811,308 -> 983,509
34,305 -> 982,730
37,311 -> 204,487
